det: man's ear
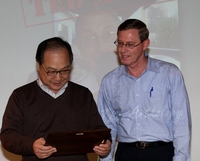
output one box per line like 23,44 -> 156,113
36,61 -> 40,71
143,39 -> 150,51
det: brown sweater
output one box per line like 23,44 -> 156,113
0,81 -> 107,161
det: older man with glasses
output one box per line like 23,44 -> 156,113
0,37 -> 111,161
97,19 -> 191,161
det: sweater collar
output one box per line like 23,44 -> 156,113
37,79 -> 68,99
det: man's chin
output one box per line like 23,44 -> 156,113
50,85 -> 63,93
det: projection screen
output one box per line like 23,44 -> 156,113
0,0 -> 199,160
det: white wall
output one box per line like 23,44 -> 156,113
178,0 -> 200,160
0,0 -> 199,160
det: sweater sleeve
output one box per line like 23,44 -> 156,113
83,87 -> 108,130
0,90 -> 35,155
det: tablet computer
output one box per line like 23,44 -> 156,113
45,128 -> 111,156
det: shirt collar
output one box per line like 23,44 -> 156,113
146,53 -> 160,73
37,78 -> 68,98
120,53 -> 159,77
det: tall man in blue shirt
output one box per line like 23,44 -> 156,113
97,19 -> 191,161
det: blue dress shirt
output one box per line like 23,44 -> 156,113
98,54 -> 191,161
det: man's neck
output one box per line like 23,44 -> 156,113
127,57 -> 148,78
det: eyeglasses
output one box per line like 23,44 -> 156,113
40,65 -> 70,76
114,40 -> 142,49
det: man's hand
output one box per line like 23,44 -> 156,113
33,137 -> 57,159
93,140 -> 111,157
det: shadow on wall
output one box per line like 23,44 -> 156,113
1,146 -> 22,161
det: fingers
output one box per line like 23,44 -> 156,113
93,140 -> 111,157
33,138 -> 57,159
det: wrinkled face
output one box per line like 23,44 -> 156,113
116,29 -> 149,67
37,47 -> 71,94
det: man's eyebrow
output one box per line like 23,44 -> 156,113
117,40 -> 135,43
46,65 -> 71,70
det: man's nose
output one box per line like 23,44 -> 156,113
54,72 -> 62,80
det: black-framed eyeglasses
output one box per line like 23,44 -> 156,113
40,65 -> 70,76
114,40 -> 142,49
